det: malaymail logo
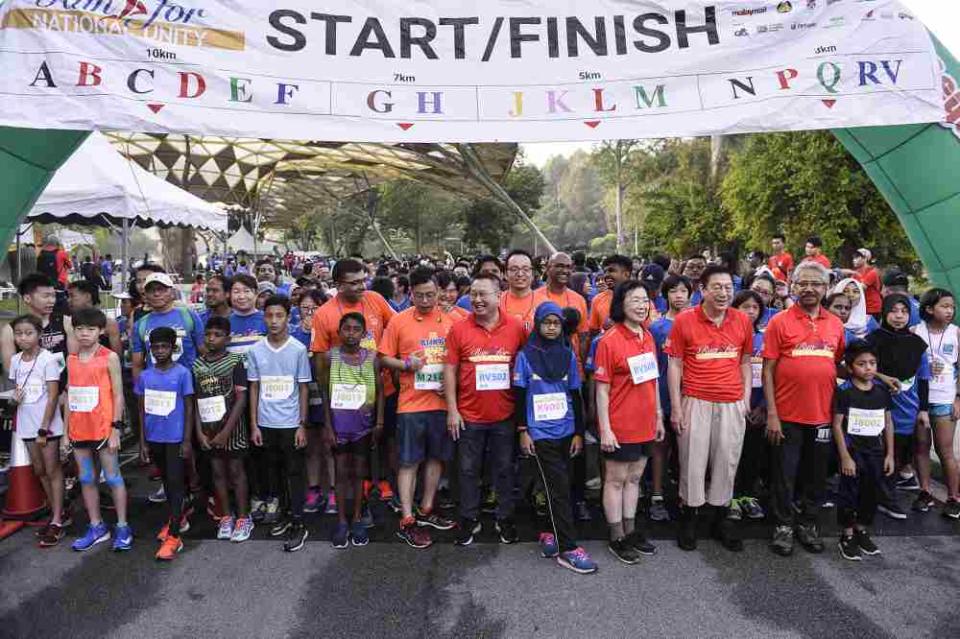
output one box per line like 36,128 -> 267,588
1,0 -> 246,50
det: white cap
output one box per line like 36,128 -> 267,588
143,273 -> 174,288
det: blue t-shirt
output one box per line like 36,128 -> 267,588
653,295 -> 668,315
890,352 -> 931,435
585,335 -> 601,374
132,307 -> 205,370
908,297 -> 921,328
649,316 -> 674,416
229,311 -> 268,355
513,349 -> 581,441
749,330 -> 766,409
134,363 -> 194,443
389,296 -> 412,313
290,325 -> 324,424
758,307 -> 778,332
456,294 -> 473,312
691,289 -> 703,306
246,336 -> 313,429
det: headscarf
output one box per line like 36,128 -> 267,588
523,301 -> 572,382
832,277 -> 870,339
868,293 -> 927,380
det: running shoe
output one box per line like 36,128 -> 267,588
574,500 -> 592,522
270,518 -> 292,537
794,523 -> 824,553
217,516 -> 235,540
35,522 -> 51,539
386,495 -> 403,514
877,502 -> 908,520
538,532 -> 559,558
895,474 -> 920,492
770,525 -> 794,557
912,490 -> 935,513
838,533 -> 861,561
397,520 -> 432,549
727,498 -> 743,521
713,516 -> 744,553
416,510 -> 455,531
303,487 -> 322,514
38,523 -> 65,548
625,530 -> 658,556
231,517 -> 254,543
156,515 -> 191,542
481,488 -> 498,514
112,524 -> 134,551
332,522 -> 349,548
350,521 -> 369,546
283,521 -> 308,552
648,496 -> 670,522
359,504 -> 375,529
558,547 -> 598,574
855,529 -> 880,556
943,499 -> 960,520
155,535 -> 183,561
455,518 -> 481,546
377,480 -> 394,501
608,538 -> 641,565
148,485 -> 167,503
324,492 -> 338,515
740,497 -> 766,520
495,519 -> 519,544
251,498 -> 267,522
264,498 -> 280,524
72,522 -> 111,552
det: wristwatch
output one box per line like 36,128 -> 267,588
112,421 -> 124,431
37,428 -> 50,438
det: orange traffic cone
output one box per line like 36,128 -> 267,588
1,430 -> 48,521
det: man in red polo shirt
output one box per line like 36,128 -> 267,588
445,273 -> 526,546
802,235 -> 832,269
666,265 -> 753,552
763,261 -> 845,557
768,234 -> 795,277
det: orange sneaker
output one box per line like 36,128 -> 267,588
155,535 -> 183,561
156,516 -> 191,542
378,480 -> 394,501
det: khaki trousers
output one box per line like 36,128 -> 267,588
677,396 -> 746,508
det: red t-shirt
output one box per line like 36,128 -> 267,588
803,254 -> 832,269
855,266 -> 882,315
762,304 -> 845,426
664,306 -> 753,403
593,323 -> 658,443
767,252 -> 795,276
445,312 -> 526,424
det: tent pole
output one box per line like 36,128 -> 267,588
16,228 -> 22,315
121,217 -> 129,294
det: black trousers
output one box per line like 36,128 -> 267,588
149,442 -> 185,535
770,423 -> 831,528
533,436 -> 578,553
458,421 -> 515,521
735,425 -> 768,496
262,428 -> 306,520
837,441 -> 884,528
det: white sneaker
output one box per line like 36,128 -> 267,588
217,516 -> 235,540
231,517 -> 254,543
148,485 -> 167,503
264,498 -> 280,523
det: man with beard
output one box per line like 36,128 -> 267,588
533,253 -> 589,364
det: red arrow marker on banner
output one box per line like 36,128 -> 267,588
822,100 -> 837,109
585,120 -> 601,129
397,123 -> 414,131
147,103 -> 165,114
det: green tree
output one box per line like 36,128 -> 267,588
378,180 -> 462,254
461,162 -> 545,251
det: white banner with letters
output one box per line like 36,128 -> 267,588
0,0 -> 943,141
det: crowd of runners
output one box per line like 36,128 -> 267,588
4,233 -> 959,573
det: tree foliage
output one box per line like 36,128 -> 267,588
461,161 -> 545,251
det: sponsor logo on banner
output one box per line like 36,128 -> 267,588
732,7 -> 768,18
777,2 -> 794,13
940,59 -> 960,141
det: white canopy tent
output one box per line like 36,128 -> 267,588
227,226 -> 283,256
26,131 -> 228,289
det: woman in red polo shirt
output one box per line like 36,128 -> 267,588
594,281 -> 665,565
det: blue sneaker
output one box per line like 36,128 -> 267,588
557,547 -> 598,574
72,522 -> 110,552
350,521 -> 369,546
359,505 -> 375,529
538,532 -> 559,558
112,524 -> 134,551
332,522 -> 349,549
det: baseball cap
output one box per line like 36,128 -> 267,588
882,269 -> 909,288
258,281 -> 277,295
641,263 -> 666,289
143,272 -> 174,289
856,248 -> 872,261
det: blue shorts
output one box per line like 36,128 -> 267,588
397,411 -> 453,466
928,403 -> 953,419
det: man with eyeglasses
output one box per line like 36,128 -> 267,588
500,249 -> 537,335
532,252 -> 589,363
762,261 -> 846,557
380,268 -> 457,548
666,265 -> 754,552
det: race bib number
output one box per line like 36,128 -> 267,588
414,364 -> 444,391
144,389 -> 177,417
751,358 -> 763,389
331,383 -> 365,410
20,380 -> 44,405
848,408 -> 885,437
69,386 -> 99,413
627,352 -> 658,385
197,395 -> 227,423
476,364 -> 510,391
261,376 -> 295,401
533,393 -> 568,422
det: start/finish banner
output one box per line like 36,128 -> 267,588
0,0 -> 944,142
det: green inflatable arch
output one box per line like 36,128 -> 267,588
2,38 -> 958,289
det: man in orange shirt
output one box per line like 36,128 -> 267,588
311,259 -> 397,499
380,268 -> 456,548
499,249 -> 537,335
666,265 -> 753,553
763,261 -> 845,557
802,235 -> 832,269
768,234 -> 795,276
589,254 -> 633,339
532,253 -> 589,362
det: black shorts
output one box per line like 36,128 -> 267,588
335,434 -> 372,457
21,435 -> 62,443
71,438 -> 111,450
602,442 -> 653,463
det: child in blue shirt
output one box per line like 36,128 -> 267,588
135,326 -> 194,561
514,302 -> 595,574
